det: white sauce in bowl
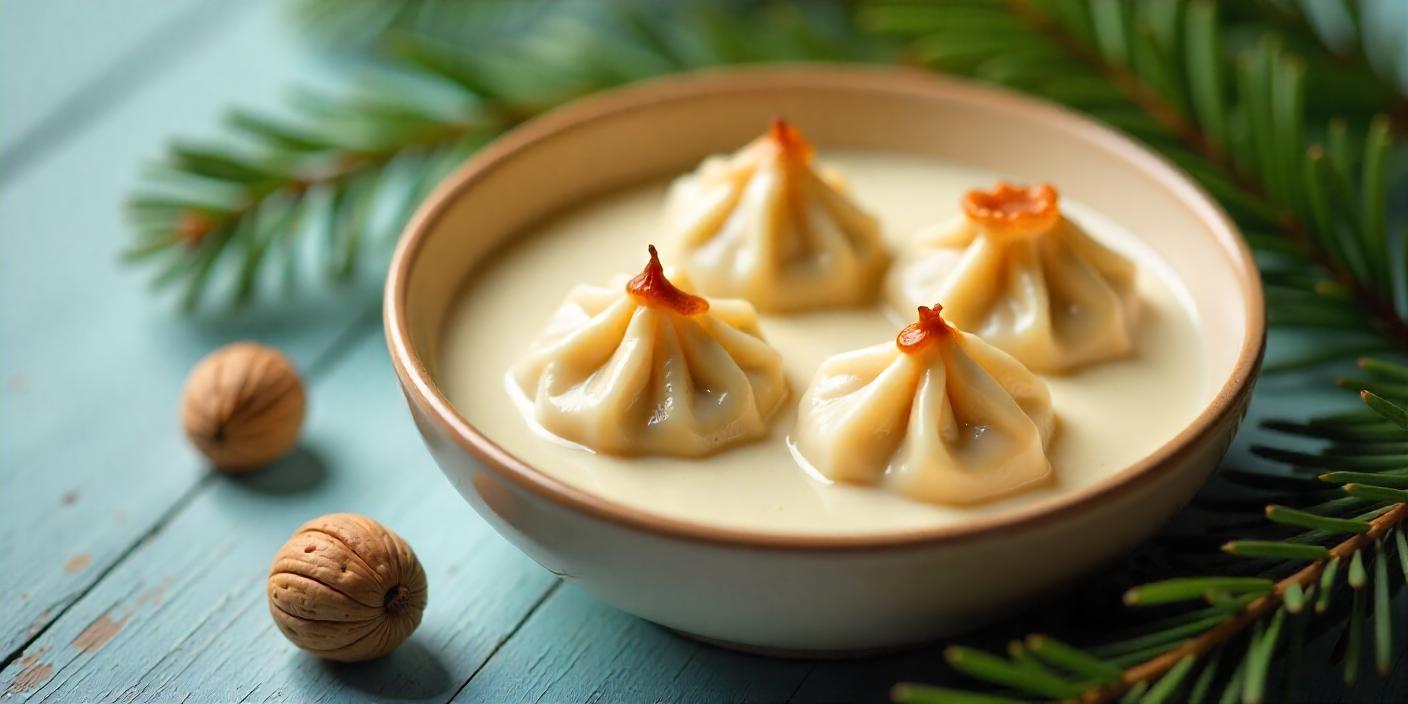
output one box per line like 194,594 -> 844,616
439,152 -> 1209,536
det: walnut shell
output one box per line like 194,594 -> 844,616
182,342 -> 305,471
268,513 -> 427,662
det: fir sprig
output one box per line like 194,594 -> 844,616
125,1 -> 881,309
1253,0 -> 1408,106
862,0 -> 1402,363
896,373 -> 1408,704
126,86 -> 494,308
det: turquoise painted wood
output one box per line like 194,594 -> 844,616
456,585 -> 812,704
2,1 -> 1407,702
0,0 -> 364,666
0,334 -> 558,701
0,0 -> 235,179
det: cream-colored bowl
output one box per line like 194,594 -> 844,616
385,66 -> 1264,654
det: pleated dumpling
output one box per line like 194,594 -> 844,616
511,246 -> 789,457
886,182 -> 1138,372
664,119 -> 888,312
792,305 -> 1055,506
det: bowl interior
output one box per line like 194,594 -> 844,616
390,66 -> 1260,540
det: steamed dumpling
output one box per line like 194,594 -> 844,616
511,246 -> 789,457
886,182 -> 1137,372
664,119 -> 888,312
792,305 -> 1054,506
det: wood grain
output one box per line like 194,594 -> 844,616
1,335 -> 558,701
454,584 -> 812,704
0,0 -> 241,180
0,0 -> 365,665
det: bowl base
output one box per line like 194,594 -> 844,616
669,627 -> 925,660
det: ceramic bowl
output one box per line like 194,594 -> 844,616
385,66 -> 1264,654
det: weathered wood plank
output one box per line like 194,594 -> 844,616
1,332 -> 558,702
456,584 -> 812,704
0,0 -> 365,664
0,0 -> 240,178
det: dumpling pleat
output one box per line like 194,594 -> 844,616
887,214 -> 1138,372
640,312 -> 700,451
993,241 -> 1057,364
956,332 -> 1056,443
542,305 -> 657,453
513,295 -> 633,400
707,167 -> 777,292
699,298 -> 765,336
675,318 -> 763,450
928,236 -> 1009,332
813,168 -> 884,256
1063,221 -> 1137,288
667,130 -> 886,311
699,316 -> 788,419
513,283 -> 788,457
792,345 -> 920,484
901,350 -> 1051,504
1041,225 -> 1135,355
671,158 -> 748,250
795,332 -> 1054,505
535,284 -> 620,339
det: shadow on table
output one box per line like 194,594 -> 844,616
311,639 -> 453,701
175,285 -> 381,349
225,446 -> 329,495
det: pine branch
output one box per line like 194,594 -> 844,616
125,1 -> 882,310
1088,504 -> 1408,703
293,0 -> 567,51
1247,0 -> 1408,119
1050,4 -> 1407,348
898,361 -> 1408,704
867,0 -> 1403,363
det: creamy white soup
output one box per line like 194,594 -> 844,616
439,152 -> 1209,536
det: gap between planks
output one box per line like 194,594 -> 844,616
446,580 -> 565,703
785,663 -> 819,702
1,308 -> 381,671
0,476 -> 213,676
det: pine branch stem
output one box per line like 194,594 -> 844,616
1279,221 -> 1408,352
1083,502 -> 1408,704
181,121 -> 475,245
1003,0 -> 1225,163
1006,0 -> 1408,352
1247,1 -> 1408,135
1392,98 -> 1408,138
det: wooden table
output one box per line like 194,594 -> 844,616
4,2 -> 1406,701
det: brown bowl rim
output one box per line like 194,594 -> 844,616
384,64 -> 1266,552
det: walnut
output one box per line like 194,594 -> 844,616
181,342 -> 305,471
267,513 -> 427,662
